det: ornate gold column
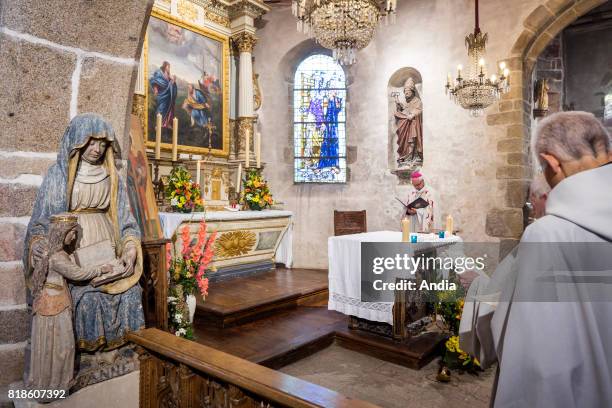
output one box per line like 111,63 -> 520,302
233,31 -> 258,162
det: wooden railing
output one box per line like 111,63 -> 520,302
129,328 -> 379,408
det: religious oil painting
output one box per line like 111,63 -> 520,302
146,11 -> 229,157
293,54 -> 347,183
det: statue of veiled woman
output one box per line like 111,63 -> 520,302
24,113 -> 145,369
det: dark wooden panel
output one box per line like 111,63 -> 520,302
334,210 -> 367,236
141,238 -> 170,331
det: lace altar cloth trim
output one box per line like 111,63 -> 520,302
328,292 -> 393,324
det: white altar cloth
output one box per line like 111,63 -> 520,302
159,210 -> 294,267
328,231 -> 462,324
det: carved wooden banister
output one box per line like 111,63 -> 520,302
128,328 -> 379,408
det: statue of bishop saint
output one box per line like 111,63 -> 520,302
394,77 -> 423,167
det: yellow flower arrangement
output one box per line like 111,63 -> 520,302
241,169 -> 274,211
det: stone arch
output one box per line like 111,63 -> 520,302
484,0 -> 607,243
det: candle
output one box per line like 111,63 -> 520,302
256,131 -> 261,168
245,128 -> 250,168
457,64 -> 463,79
155,113 -> 162,159
236,162 -> 242,193
196,160 -> 201,186
171,117 -> 178,162
401,217 -> 410,242
445,214 -> 454,235
446,73 -> 451,86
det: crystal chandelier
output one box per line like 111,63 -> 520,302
292,0 -> 397,66
445,0 -> 510,117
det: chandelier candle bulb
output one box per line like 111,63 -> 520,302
155,113 -> 162,160
445,214 -> 454,235
172,117 -> 178,162
401,217 -> 410,242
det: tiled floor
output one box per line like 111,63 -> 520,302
281,344 -> 495,408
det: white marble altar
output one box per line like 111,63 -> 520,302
160,210 -> 293,279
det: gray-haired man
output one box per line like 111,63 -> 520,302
493,112 -> 612,407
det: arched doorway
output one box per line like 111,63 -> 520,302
484,0 -> 608,243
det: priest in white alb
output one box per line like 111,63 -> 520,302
404,171 -> 437,232
459,111 -> 612,408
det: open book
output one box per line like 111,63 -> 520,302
74,240 -> 124,287
395,196 -> 430,210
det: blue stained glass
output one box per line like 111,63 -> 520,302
293,55 -> 347,183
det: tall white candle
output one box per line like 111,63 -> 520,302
172,117 -> 178,162
236,163 -> 242,193
245,129 -> 250,168
155,113 -> 162,159
256,131 -> 261,168
196,160 -> 201,186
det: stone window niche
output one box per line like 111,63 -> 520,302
387,67 -> 423,183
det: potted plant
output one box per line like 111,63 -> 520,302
166,221 -> 216,338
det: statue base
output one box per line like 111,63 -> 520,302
71,345 -> 139,392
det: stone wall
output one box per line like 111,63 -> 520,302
254,0 -> 545,269
0,0 -> 152,397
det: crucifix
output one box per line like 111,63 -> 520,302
204,118 -> 216,156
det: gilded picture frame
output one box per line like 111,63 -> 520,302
144,8 -> 230,157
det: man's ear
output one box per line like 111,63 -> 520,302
539,153 -> 562,174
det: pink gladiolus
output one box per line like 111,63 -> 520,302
165,242 -> 172,270
181,225 -> 191,257
198,277 -> 209,297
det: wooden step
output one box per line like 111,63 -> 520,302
195,268 -> 329,328
193,306 -> 346,367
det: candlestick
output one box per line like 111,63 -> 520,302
401,217 -> 410,242
445,214 -> 454,235
256,131 -> 261,168
245,129 -> 250,168
196,160 -> 201,186
236,162 -> 242,193
155,113 -> 162,159
172,117 -> 178,162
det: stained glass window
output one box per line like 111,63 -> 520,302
293,54 -> 347,183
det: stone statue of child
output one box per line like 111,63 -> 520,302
26,213 -> 122,401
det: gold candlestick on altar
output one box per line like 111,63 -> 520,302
171,117 -> 178,162
196,160 -> 201,186
255,131 -> 261,168
155,113 -> 162,160
245,129 -> 250,167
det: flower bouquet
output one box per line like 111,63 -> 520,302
166,221 -> 216,339
241,169 -> 274,211
165,166 -> 204,213
437,293 -> 482,375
